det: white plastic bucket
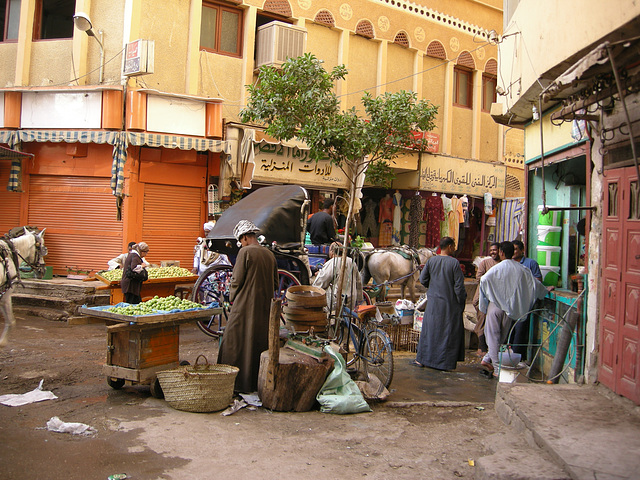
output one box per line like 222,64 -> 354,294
536,245 -> 561,266
537,206 -> 563,227
536,225 -> 562,246
540,266 -> 560,286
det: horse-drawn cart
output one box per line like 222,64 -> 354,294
78,305 -> 222,398
191,185 -> 313,337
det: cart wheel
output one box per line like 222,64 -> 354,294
150,377 -> 164,399
179,360 -> 190,366
107,377 -> 125,389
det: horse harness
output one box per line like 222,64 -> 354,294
0,232 -> 45,298
0,237 -> 22,297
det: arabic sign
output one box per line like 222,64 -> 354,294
411,131 -> 440,153
251,142 -> 350,188
419,155 -> 506,197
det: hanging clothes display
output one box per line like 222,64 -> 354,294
496,198 -> 525,242
361,198 -> 378,238
449,196 -> 462,248
423,193 -> 444,248
461,195 -> 470,228
392,190 -> 402,245
409,192 -> 423,248
378,193 -> 394,246
440,194 -> 452,238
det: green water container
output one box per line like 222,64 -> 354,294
536,245 -> 561,267
540,266 -> 560,286
538,206 -> 563,227
536,225 -> 562,246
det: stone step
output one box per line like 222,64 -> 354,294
13,279 -> 107,300
475,432 -> 571,480
12,293 -> 75,311
13,305 -> 70,322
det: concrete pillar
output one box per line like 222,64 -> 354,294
442,61 -> 454,155
338,28 -> 349,110
186,0 -> 203,95
14,0 -> 36,86
471,69 -> 482,160
376,40 -> 388,96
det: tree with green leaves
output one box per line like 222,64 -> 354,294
241,53 -> 438,314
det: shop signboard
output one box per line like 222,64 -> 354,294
419,155 -> 506,197
251,141 -> 350,189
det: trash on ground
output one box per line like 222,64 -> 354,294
46,416 -> 97,436
221,399 -> 247,416
107,475 -> 128,480
239,393 -> 262,407
0,379 -> 57,407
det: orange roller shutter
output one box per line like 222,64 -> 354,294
27,175 -> 123,274
141,183 -> 203,269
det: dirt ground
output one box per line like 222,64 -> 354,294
0,315 -> 505,480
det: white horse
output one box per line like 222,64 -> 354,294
362,246 -> 435,303
0,228 -> 47,346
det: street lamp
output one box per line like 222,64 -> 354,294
73,12 -> 104,84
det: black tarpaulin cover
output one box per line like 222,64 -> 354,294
206,185 -> 309,252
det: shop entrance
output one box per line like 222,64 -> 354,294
599,165 -> 640,404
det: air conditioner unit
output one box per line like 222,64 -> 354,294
255,21 -> 307,70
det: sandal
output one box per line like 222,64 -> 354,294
479,369 -> 494,379
410,360 -> 425,368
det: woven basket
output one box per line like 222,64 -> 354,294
156,355 -> 239,413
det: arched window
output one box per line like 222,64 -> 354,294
454,52 -> 475,108
393,31 -> 409,47
355,19 -> 374,39
314,10 -> 335,27
262,0 -> 292,18
426,40 -> 446,59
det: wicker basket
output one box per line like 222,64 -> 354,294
156,355 -> 239,413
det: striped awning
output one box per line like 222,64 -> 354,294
128,132 -> 231,153
0,145 -> 33,192
0,130 -> 230,197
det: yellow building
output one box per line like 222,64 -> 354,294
0,0 -> 518,271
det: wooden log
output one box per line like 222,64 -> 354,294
257,347 -> 334,412
265,298 -> 281,391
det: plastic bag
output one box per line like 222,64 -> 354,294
316,346 -> 372,414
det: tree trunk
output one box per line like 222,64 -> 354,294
334,157 -> 362,316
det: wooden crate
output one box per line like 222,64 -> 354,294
382,324 -> 413,351
408,328 -> 420,353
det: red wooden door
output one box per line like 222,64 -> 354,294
599,166 -> 640,404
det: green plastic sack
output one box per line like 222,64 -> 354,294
316,346 -> 372,414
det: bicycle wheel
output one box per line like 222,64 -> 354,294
334,318 -> 362,368
362,290 -> 373,305
363,329 -> 394,388
191,264 -> 233,338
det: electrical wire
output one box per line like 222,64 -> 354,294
30,46 -> 126,88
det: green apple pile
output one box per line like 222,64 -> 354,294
147,266 -> 195,279
97,266 -> 196,282
97,269 -> 124,282
107,295 -> 205,316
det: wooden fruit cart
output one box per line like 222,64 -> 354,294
78,306 -> 222,398
94,272 -> 198,304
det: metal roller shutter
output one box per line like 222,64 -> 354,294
142,183 -> 203,269
28,175 -> 122,274
0,160 -> 22,234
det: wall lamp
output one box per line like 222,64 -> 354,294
73,12 -> 104,84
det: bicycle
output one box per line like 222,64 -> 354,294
191,264 -> 300,338
327,297 -> 394,389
